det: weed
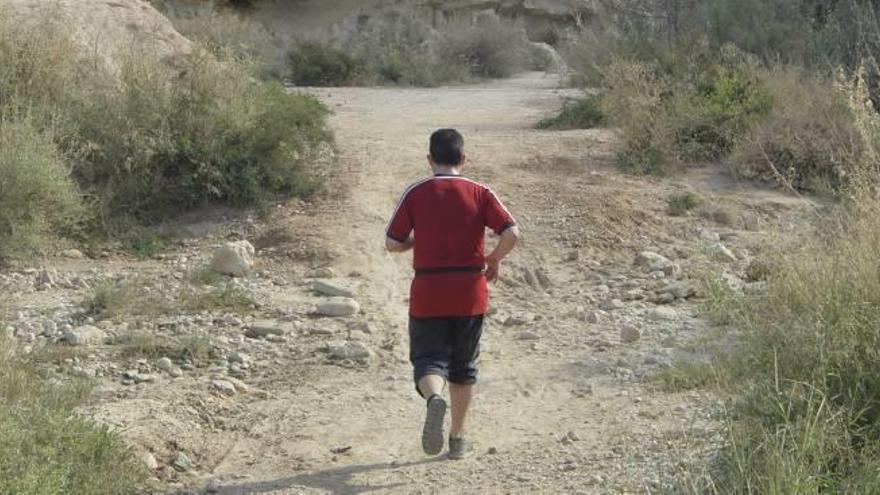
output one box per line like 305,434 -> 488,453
655,361 -> 717,392
537,95 -> 606,130
666,192 -> 701,216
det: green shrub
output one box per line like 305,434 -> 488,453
0,338 -> 146,494
667,192 -> 701,216
0,115 -> 84,258
537,95 -> 606,130
287,42 -> 363,86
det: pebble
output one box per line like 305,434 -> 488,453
64,325 -> 108,346
173,452 -> 192,471
210,240 -> 255,277
141,452 -> 159,470
599,299 -> 625,311
315,298 -> 360,317
644,307 -> 678,321
326,341 -> 373,360
245,321 -> 285,338
313,280 -> 355,298
157,357 -> 173,371
212,380 -> 238,396
711,242 -> 738,262
620,325 -> 641,344
61,248 -> 85,259
516,331 -> 540,341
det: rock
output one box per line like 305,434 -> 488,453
326,340 -> 373,360
635,251 -> 677,275
313,280 -> 355,298
227,377 -> 250,393
620,325 -> 641,344
61,248 -> 84,259
530,41 -> 567,72
644,307 -> 678,321
229,352 -> 251,365
142,452 -> 159,470
64,325 -> 107,346
173,452 -> 192,471
210,240 -> 255,277
157,357 -> 173,371
711,242 -> 738,262
660,281 -> 696,300
599,298 -> 625,311
245,321 -> 285,338
503,315 -> 527,327
583,310 -> 605,324
308,267 -> 336,278
169,367 -> 184,378
535,269 -> 552,289
720,272 -> 745,292
516,331 -> 540,341
566,431 -> 581,441
696,227 -> 721,242
315,297 -> 360,317
212,380 -> 237,396
3,0 -> 192,76
34,269 -> 58,290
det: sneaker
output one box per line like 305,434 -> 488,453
448,436 -> 473,460
421,395 -> 447,455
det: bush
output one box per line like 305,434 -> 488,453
0,17 -> 334,239
287,42 -> 363,86
0,115 -> 84,258
537,95 -> 606,130
666,191 -> 701,216
168,5 -> 286,79
731,69 -> 861,193
0,338 -> 146,494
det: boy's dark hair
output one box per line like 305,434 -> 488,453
429,129 -> 465,166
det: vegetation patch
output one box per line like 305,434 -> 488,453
666,192 -> 701,216
0,338 -> 146,494
537,95 -> 606,130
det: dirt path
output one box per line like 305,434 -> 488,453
194,72 -> 750,494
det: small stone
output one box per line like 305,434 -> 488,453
123,369 -> 140,380
212,380 -> 237,396
567,431 -> 581,441
645,307 -> 678,321
210,240 -> 255,277
61,248 -> 84,259
503,315 -> 527,327
620,325 -> 641,344
583,310 -> 605,324
744,281 -> 768,295
229,351 -> 251,364
635,251 -> 677,274
245,321 -> 285,338
599,298 -> 625,311
173,452 -> 192,471
487,446 -> 498,454
516,331 -> 540,341
157,357 -> 173,371
696,227 -> 721,242
142,452 -> 159,470
315,298 -> 360,317
313,280 -> 355,298
326,341 -> 373,360
660,281 -> 695,300
535,269 -> 552,289
309,267 -> 336,278
711,242 -> 738,262
169,367 -> 184,378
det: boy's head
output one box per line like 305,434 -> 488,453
429,128 -> 466,169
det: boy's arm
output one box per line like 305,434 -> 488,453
485,225 -> 520,283
385,234 -> 414,253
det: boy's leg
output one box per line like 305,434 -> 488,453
448,315 -> 483,443
418,374 -> 445,398
449,382 -> 475,437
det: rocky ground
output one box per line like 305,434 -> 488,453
0,72 -> 813,494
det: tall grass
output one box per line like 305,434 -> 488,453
687,71 -> 880,492
0,338 -> 146,494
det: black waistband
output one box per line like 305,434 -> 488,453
415,266 -> 484,276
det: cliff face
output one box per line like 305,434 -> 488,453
3,0 -> 192,72
158,0 -> 595,42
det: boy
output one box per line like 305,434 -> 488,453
385,129 -> 520,459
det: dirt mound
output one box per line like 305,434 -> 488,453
2,0 -> 192,72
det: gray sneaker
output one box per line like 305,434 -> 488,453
422,395 -> 447,455
448,436 -> 473,460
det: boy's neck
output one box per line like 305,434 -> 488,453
432,166 -> 462,176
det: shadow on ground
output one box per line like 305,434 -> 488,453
212,458 -> 444,495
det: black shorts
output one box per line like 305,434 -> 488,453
409,315 -> 484,395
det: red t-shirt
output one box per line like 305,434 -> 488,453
386,174 -> 516,317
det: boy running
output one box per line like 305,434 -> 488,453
385,129 -> 520,459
